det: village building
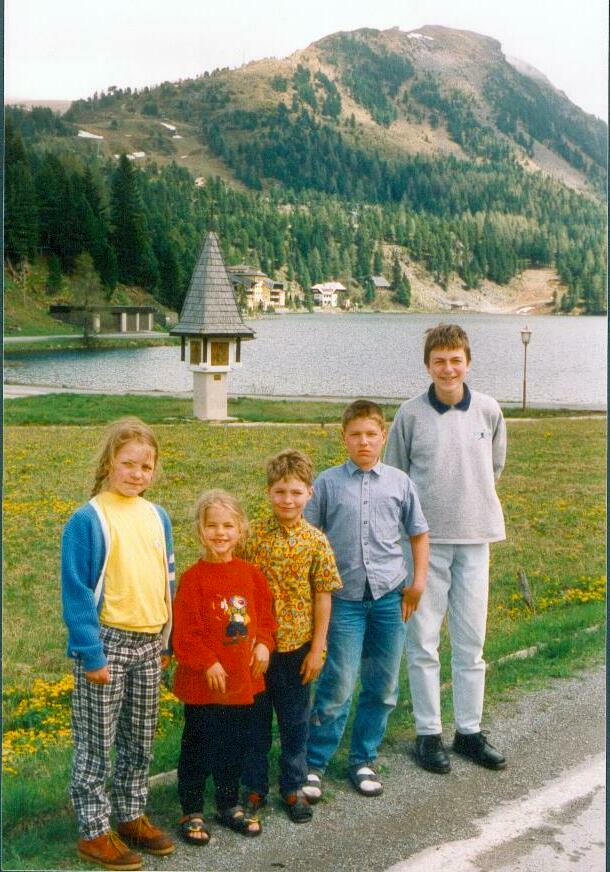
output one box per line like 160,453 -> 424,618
228,265 -> 286,310
370,275 -> 391,291
311,281 -> 347,308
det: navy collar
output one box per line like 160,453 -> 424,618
427,383 -> 471,414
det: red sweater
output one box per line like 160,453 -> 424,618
172,558 -> 276,705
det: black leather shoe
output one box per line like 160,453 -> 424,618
452,731 -> 506,770
414,734 -> 451,773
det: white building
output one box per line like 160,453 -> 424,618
311,281 -> 347,308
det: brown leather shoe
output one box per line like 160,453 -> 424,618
117,815 -> 176,855
77,832 -> 143,870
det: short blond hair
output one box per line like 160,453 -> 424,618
341,399 -> 386,432
424,324 -> 471,365
266,449 -> 314,487
91,418 -> 159,496
194,489 -> 249,554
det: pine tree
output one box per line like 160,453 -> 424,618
363,278 -> 376,305
110,155 -> 158,287
391,252 -> 411,307
81,166 -> 118,290
4,119 -> 39,264
373,246 -> 384,275
46,254 -> 62,294
70,253 -> 106,341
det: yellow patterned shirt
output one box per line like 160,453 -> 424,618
243,516 -> 342,652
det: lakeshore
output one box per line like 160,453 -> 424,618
4,312 -> 607,408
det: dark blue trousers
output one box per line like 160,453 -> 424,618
178,703 -> 251,814
242,643 -> 311,797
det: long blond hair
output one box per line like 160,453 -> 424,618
194,489 -> 249,556
91,418 -> 160,497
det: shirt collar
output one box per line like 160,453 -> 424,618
345,458 -> 383,476
427,382 -> 471,414
267,514 -> 306,536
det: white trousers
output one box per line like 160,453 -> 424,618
405,543 -> 489,735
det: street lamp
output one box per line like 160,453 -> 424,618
520,324 -> 532,410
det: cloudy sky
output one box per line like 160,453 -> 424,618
5,0 -> 608,120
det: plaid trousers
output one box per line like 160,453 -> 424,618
70,626 -> 162,840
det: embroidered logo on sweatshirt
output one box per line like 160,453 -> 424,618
473,429 -> 492,440
220,595 -> 250,639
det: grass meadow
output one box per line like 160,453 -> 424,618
2,406 -> 606,869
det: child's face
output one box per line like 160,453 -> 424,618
426,346 -> 471,400
342,417 -> 386,470
107,439 -> 155,497
268,476 -> 313,527
200,505 -> 240,562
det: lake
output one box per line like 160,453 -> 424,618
4,313 -> 607,407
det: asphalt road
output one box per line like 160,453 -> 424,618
143,666 -> 605,872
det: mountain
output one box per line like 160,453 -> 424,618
61,24 -> 606,197
5,26 -> 607,317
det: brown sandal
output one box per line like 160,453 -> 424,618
216,805 -> 261,837
178,814 -> 210,846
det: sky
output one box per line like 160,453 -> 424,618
5,0 -> 608,121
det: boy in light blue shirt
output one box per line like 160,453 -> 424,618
302,399 -> 429,800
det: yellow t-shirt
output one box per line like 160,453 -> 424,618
97,491 -> 168,633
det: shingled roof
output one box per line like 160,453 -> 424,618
170,232 -> 255,339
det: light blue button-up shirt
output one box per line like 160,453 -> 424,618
304,459 -> 429,601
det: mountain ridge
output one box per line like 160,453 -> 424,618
59,24 -> 606,196
5,25 -> 607,317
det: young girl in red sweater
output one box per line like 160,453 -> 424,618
172,490 -> 276,844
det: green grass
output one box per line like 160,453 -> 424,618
2,414 -> 606,870
5,336 -> 178,354
4,392 -> 604,427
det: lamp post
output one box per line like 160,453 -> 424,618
520,324 -> 532,410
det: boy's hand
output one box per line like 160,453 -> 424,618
85,666 -> 110,685
300,648 -> 325,685
402,586 -> 423,622
206,661 -> 228,694
160,654 -> 172,669
250,643 -> 270,678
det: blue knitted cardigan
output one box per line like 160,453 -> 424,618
61,497 -> 175,672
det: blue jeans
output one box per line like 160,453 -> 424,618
307,589 -> 405,771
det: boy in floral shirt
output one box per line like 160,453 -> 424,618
241,449 -> 342,823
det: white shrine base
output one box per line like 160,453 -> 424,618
192,371 -> 230,420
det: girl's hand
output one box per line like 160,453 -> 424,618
250,643 -> 270,678
160,654 -> 172,670
402,586 -> 423,622
85,666 -> 110,685
300,648 -> 324,685
206,661 -> 228,694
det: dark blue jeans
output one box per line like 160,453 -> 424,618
242,643 -> 311,797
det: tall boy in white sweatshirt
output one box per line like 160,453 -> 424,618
385,323 -> 507,774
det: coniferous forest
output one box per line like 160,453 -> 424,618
5,53 -> 607,317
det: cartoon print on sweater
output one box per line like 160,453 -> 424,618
220,594 -> 250,638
